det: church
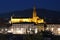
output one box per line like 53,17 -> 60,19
9,6 -> 45,24
7,6 -> 45,34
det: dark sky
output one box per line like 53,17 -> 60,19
0,0 -> 59,13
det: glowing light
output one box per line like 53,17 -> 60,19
10,28 -> 13,32
11,19 -> 20,23
22,19 -> 31,22
9,21 -> 11,24
35,28 -> 38,34
7,30 -> 12,33
30,28 -> 31,31
38,19 -> 44,23
46,27 -> 49,30
58,28 -> 60,31
57,28 -> 60,34
51,28 -> 54,31
5,28 -> 8,31
11,28 -> 26,34
15,30 -> 23,34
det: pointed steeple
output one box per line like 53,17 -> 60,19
33,6 -> 37,18
32,0 -> 37,18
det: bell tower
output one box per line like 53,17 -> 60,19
32,0 -> 37,18
33,6 -> 37,18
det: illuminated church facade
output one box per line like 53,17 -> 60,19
7,7 -> 45,34
0,6 -> 45,34
9,7 -> 45,24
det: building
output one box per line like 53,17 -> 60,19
7,6 -> 45,34
9,7 -> 44,24
46,24 -> 60,35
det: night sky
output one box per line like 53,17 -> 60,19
0,0 -> 59,13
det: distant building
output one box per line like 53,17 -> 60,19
9,6 -> 45,24
46,24 -> 60,35
7,6 -> 45,34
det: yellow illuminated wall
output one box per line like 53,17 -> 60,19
9,7 -> 45,24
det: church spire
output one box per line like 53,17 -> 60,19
33,5 -> 37,18
33,0 -> 37,18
